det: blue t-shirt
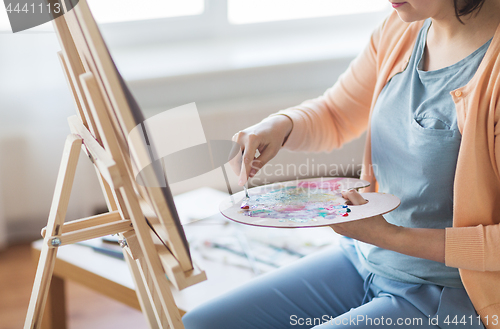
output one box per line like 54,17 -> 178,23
353,19 -> 491,288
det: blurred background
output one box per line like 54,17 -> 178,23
0,0 -> 391,246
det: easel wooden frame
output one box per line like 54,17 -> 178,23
24,1 -> 206,328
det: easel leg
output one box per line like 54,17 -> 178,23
120,184 -> 183,329
41,276 -> 67,329
123,248 -> 160,329
25,135 -> 82,329
138,256 -> 171,329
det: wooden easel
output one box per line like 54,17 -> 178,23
24,1 -> 206,328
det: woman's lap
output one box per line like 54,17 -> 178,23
182,242 -> 483,329
182,245 -> 366,329
315,294 -> 430,328
314,282 -> 484,329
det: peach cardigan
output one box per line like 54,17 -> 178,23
274,11 -> 500,328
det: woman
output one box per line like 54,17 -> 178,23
183,1 -> 500,328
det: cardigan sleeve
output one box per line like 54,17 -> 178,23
444,108 -> 500,272
445,225 -> 500,272
269,18 -> 387,152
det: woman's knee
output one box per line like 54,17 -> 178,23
182,305 -> 227,329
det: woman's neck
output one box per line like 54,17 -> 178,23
429,1 -> 500,48
422,1 -> 500,71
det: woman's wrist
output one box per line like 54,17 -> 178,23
265,114 -> 293,146
362,216 -> 402,248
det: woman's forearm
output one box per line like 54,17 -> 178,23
332,190 -> 447,265
383,226 -> 446,264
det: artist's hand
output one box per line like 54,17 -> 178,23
230,115 -> 293,186
332,190 -> 446,263
330,190 -> 399,245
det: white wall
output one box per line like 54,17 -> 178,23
0,25 -> 367,244
0,33 -> 106,244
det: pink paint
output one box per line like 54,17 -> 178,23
281,205 -> 306,212
297,178 -> 341,191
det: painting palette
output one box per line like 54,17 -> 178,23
219,177 -> 400,228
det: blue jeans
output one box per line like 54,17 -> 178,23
183,238 -> 483,329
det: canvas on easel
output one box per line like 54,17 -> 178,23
24,0 -> 206,328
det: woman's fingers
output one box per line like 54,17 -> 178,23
230,116 -> 291,185
229,133 -> 244,176
341,189 -> 368,205
230,130 -> 266,185
238,133 -> 260,186
248,146 -> 279,178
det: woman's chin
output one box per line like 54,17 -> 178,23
395,11 -> 426,23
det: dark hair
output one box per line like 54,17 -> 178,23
454,0 -> 487,23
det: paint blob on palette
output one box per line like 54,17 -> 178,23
240,179 -> 349,223
220,177 -> 400,228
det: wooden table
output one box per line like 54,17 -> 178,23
31,218 -> 256,329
